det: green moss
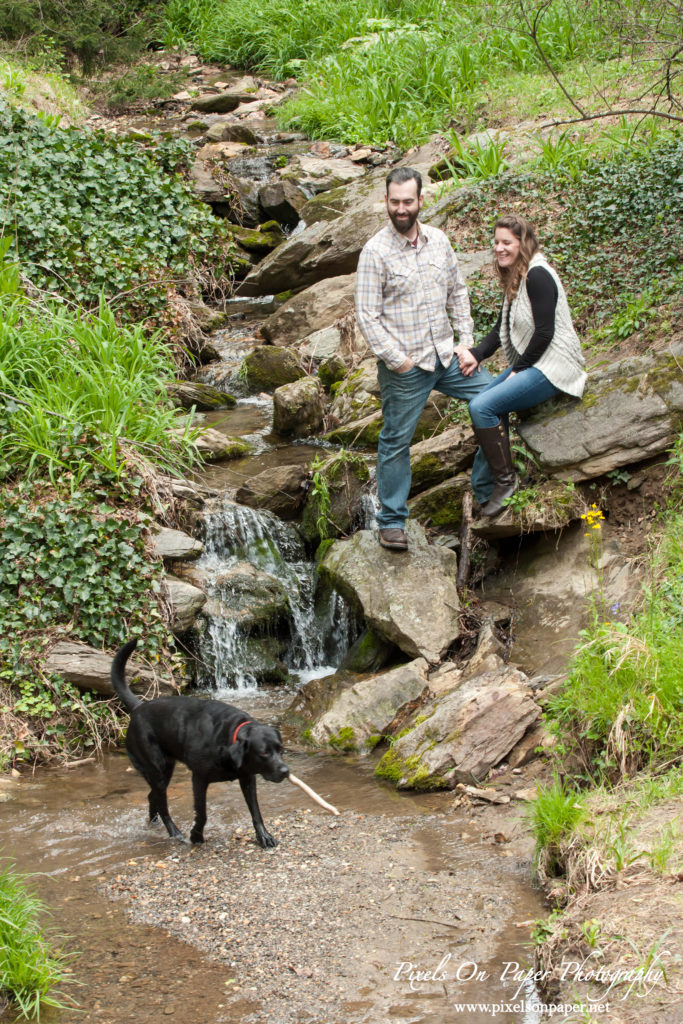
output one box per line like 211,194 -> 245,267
275,290 -> 293,303
375,747 -> 405,783
301,727 -> 315,745
315,538 -> 335,563
364,734 -> 382,750
328,726 -> 358,752
221,436 -> 254,459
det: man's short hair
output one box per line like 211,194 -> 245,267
385,166 -> 422,197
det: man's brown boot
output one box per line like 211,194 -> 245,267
378,527 -> 409,551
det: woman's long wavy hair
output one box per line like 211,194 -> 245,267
493,214 -> 539,301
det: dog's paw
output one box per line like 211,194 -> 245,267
257,831 -> 278,849
190,830 -> 205,844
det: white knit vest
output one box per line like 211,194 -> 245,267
500,253 -> 586,398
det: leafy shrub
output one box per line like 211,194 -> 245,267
454,137 -> 683,341
0,861 -> 74,1019
0,0 -> 160,72
0,100 -> 235,321
0,478 -> 171,767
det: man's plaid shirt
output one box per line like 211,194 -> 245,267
355,221 -> 474,372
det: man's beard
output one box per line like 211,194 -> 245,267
389,208 -> 419,234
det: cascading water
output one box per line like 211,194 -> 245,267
195,498 -> 357,693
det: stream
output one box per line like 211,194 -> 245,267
1,80 -> 555,1024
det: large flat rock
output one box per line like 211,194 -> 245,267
376,664 -> 540,789
320,523 -> 460,663
519,342 -> 683,479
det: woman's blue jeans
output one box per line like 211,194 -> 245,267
468,366 -> 560,429
376,358 -> 494,529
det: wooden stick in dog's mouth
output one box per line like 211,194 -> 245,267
288,773 -> 340,816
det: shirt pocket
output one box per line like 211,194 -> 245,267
385,258 -> 416,296
426,256 -> 448,289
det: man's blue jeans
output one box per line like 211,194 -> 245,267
468,366 -> 560,429
376,358 -> 494,529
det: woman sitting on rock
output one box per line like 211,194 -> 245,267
457,214 -> 586,517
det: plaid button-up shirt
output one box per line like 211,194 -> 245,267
355,221 -> 474,371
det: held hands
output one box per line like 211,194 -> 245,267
455,345 -> 480,378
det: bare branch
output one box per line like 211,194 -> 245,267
518,0 -> 587,117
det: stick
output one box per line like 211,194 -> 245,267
288,773 -> 340,816
456,490 -> 473,594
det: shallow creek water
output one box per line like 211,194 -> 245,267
0,687 -> 546,1024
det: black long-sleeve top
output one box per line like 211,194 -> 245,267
470,266 -> 559,371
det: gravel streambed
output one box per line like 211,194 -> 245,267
101,806 -> 535,1024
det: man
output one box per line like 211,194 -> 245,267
355,166 -> 493,551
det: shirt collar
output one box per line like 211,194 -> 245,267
388,220 -> 427,249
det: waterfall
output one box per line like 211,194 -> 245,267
195,498 -> 356,692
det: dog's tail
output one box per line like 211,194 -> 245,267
110,639 -> 142,713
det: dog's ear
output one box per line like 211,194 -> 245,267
222,741 -> 244,772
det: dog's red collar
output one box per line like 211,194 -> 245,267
232,720 -> 250,745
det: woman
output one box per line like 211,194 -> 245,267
458,214 -> 586,517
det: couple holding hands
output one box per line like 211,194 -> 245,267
355,166 -> 586,551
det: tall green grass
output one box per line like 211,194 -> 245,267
0,862 -> 74,1020
0,285 -> 199,484
164,0 -> 609,146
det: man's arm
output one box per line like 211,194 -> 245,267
355,247 -> 407,370
444,245 -> 474,347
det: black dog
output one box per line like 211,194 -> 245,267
111,639 -> 289,847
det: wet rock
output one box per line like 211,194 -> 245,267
169,381 -> 236,411
375,665 -> 540,789
319,523 -> 460,663
409,424 -> 478,495
190,78 -> 259,112
237,169 -> 387,295
188,160 -> 231,205
193,427 -> 253,461
45,642 -> 175,698
299,451 -> 370,543
309,658 -> 431,751
261,274 -> 356,348
196,140 -> 252,163
272,377 -> 326,437
164,576 -> 208,633
518,340 -> 683,479
340,628 -> 396,674
242,345 -> 306,392
258,180 -> 307,229
150,527 -> 203,562
235,463 -> 309,519
408,473 -> 470,532
202,562 -> 290,631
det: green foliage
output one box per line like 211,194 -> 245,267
0,0 -> 162,73
0,861 -> 74,1019
0,478 -> 171,766
546,490 -> 683,780
461,137 -> 683,342
90,64 -> 189,112
165,0 -> 607,148
526,775 -> 585,874
0,99 -> 235,320
442,133 -> 509,181
0,291 -> 199,483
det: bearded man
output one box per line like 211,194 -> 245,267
355,166 -> 492,551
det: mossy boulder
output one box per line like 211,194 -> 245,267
318,354 -> 347,390
375,664 -> 540,790
340,628 -> 396,674
300,452 -> 370,544
409,424 -> 478,495
170,380 -> 237,411
242,345 -> 306,393
408,474 -> 470,532
229,222 -> 285,255
272,377 -> 326,437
